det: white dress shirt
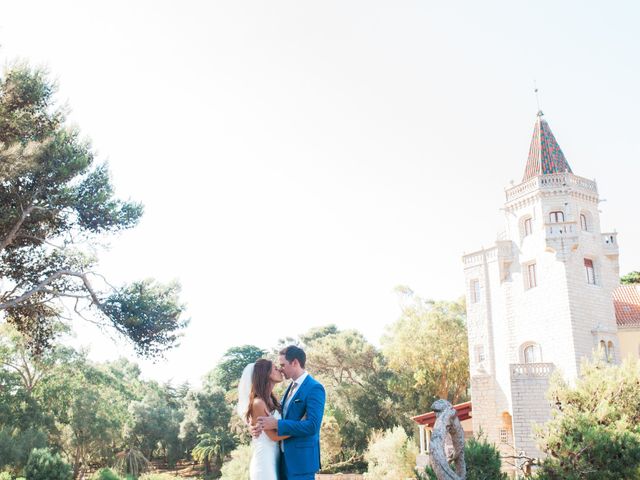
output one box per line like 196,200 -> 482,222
283,370 -> 308,416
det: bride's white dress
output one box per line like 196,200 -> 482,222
250,410 -> 281,480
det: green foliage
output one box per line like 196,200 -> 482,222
24,448 -> 72,480
192,431 -> 236,475
536,358 -> 640,480
125,388 -> 183,462
305,327 -> 402,468
219,445 -> 251,480
382,293 -> 469,414
364,427 -> 418,480
417,435 -> 506,480
102,280 -> 188,358
207,345 -> 265,390
91,468 -> 121,480
0,472 -> 12,480
621,271 -> 640,284
115,448 -> 149,478
0,428 -> 47,470
464,436 -> 507,480
0,63 -> 186,357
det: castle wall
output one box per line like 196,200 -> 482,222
464,170 -> 621,465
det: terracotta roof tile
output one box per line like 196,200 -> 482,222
613,285 -> 640,327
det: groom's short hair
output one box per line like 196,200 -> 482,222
280,345 -> 306,369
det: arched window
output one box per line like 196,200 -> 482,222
549,211 -> 564,223
599,340 -> 615,363
523,217 -> 533,237
470,279 -> 481,303
522,343 -> 542,363
580,213 -> 589,231
584,258 -> 596,285
525,263 -> 537,289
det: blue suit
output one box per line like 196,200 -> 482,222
278,374 -> 326,480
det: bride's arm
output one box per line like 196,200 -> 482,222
251,399 -> 290,441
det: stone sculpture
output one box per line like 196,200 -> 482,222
429,399 -> 466,480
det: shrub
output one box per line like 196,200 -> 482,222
0,430 -> 17,468
0,472 -> 12,480
91,468 -> 121,480
0,428 -> 47,470
417,434 -> 506,480
536,359 -> 640,480
24,448 -> 72,480
465,436 -> 507,480
14,430 -> 47,468
219,445 -> 251,480
138,475 -> 182,480
364,426 -> 418,480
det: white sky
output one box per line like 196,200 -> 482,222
1,1 -> 639,386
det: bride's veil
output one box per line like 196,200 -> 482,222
236,362 -> 254,420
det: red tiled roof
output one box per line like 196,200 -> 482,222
522,112 -> 573,181
613,285 -> 640,327
412,401 -> 472,427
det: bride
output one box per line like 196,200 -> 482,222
237,359 -> 289,480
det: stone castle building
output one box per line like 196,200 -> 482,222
462,111 -> 639,463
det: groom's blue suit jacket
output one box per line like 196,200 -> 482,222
278,374 -> 326,476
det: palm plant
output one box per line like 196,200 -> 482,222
192,430 -> 235,475
115,447 -> 150,479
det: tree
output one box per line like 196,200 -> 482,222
304,327 -> 403,465
621,271 -> 640,284
192,430 -> 236,475
179,386 -> 238,468
0,64 -> 187,357
206,345 -> 265,391
536,358 -> 640,480
382,290 -> 469,414
125,388 -> 182,461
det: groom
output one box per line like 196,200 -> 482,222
257,345 -> 326,480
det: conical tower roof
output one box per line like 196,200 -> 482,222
522,111 -> 572,181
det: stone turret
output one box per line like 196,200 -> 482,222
462,112 -> 620,466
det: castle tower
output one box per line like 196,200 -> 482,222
462,112 -> 621,461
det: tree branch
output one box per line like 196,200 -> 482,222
0,270 -> 104,312
0,204 -> 36,252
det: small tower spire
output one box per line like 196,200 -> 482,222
522,112 -> 572,181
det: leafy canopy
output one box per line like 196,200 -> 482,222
536,358 -> 640,480
621,271 -> 640,284
0,63 -> 187,357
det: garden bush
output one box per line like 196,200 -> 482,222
91,468 -> 121,480
364,426 -> 418,480
0,472 -> 12,480
464,436 -> 507,480
219,444 -> 251,480
536,359 -> 640,480
24,448 -> 72,480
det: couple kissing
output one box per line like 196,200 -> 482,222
237,345 -> 326,480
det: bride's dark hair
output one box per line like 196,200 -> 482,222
246,358 -> 281,422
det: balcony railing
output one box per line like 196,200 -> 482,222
545,221 -> 577,240
510,363 -> 555,380
505,173 -> 598,202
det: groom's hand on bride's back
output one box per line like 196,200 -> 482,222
257,415 -> 278,431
